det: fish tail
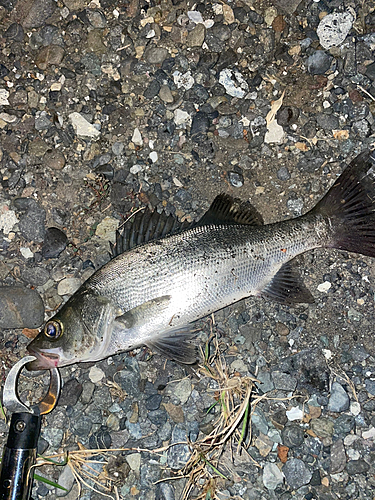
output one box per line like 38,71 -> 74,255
311,150 -> 375,257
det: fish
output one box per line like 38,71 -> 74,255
27,150 -> 375,370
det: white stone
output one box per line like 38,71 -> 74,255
350,401 -> 361,416
286,407 -> 304,421
130,164 -> 143,174
174,109 -> 191,127
317,11 -> 354,50
69,112 -> 100,139
0,89 -> 9,105
132,127 -> 143,146
173,177 -> 183,187
57,278 -> 81,296
50,82 -> 62,91
188,10 -> 204,23
322,349 -> 333,360
95,216 -> 119,244
362,427 -> 375,440
173,70 -> 194,90
89,366 -> 105,383
149,151 -> 158,163
263,462 -> 284,490
20,247 -> 34,259
318,281 -> 331,293
126,453 -> 141,472
0,210 -> 18,235
265,120 -> 285,144
0,113 -> 17,123
219,69 -> 248,98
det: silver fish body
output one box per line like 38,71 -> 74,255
27,151 -> 375,370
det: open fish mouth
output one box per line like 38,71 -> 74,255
26,348 -> 60,371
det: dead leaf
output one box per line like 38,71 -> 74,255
295,142 -> 310,151
266,90 -> 286,126
333,129 -> 349,140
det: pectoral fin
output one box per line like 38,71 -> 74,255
147,327 -> 198,364
115,295 -> 172,329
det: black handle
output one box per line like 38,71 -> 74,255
0,412 -> 42,500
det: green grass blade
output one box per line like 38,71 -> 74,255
238,398 -> 250,447
33,474 -> 68,491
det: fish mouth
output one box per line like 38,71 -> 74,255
26,348 -> 60,371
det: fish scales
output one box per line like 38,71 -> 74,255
26,151 -> 375,370
89,215 -> 328,325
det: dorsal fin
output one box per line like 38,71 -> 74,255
110,208 -> 192,257
197,193 -> 263,227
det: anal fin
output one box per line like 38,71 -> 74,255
262,258 -> 314,304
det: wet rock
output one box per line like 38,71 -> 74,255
0,286 -> 44,328
327,382 -> 350,412
283,458 -> 312,490
144,79 -> 160,99
58,378 -> 83,406
307,51 -> 333,75
42,227 -> 68,259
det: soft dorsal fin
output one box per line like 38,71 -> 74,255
262,258 -> 314,304
197,193 -> 263,227
110,208 -> 192,257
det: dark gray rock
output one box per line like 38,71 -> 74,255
15,199 -> 46,243
58,378 -> 83,407
42,227 -> 68,259
330,439 -> 346,474
73,415 -> 93,437
191,112 -> 209,143
307,51 -> 333,75
146,394 -> 162,411
283,458 -> 312,490
167,425 -> 190,470
346,459 -> 370,475
317,113 -> 340,131
272,371 -> 297,391
282,424 -> 305,448
4,23 -> 24,41
327,382 -> 349,412
277,166 -> 290,181
21,267 -> 50,286
0,286 -> 44,328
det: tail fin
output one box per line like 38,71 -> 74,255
311,150 -> 375,257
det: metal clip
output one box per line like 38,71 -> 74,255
2,356 -> 61,415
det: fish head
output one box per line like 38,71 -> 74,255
27,290 -> 117,370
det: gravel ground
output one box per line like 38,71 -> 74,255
1,0 -> 375,499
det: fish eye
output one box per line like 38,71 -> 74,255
44,320 -> 63,339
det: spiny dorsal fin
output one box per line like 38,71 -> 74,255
110,208 -> 192,257
262,258 -> 314,304
196,193 -> 263,227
